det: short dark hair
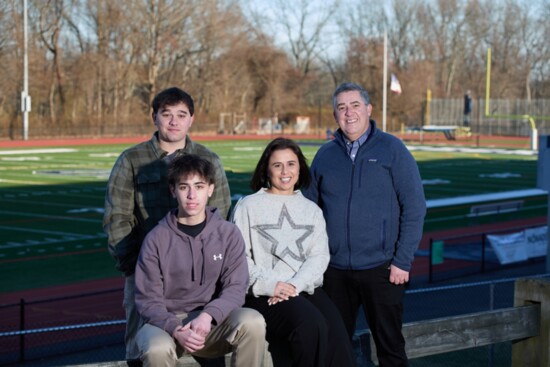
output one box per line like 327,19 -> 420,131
152,87 -> 195,116
250,137 -> 311,191
333,82 -> 371,110
168,154 -> 215,188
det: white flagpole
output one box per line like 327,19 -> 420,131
382,29 -> 387,132
22,0 -> 30,140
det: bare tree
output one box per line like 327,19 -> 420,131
515,2 -> 547,101
125,0 -> 197,110
3,0 -> 550,138
0,0 -> 22,138
185,0 -> 251,114
483,1 -> 530,99
35,0 -> 68,123
416,0 -> 474,97
78,0 -> 140,127
531,1 -> 550,98
246,0 -> 339,77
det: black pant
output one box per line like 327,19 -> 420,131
245,288 -> 355,367
323,265 -> 407,367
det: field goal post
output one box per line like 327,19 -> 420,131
485,48 -> 549,151
218,112 -> 247,134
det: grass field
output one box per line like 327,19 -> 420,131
0,138 -> 544,294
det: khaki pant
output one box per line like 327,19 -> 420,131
136,308 -> 266,367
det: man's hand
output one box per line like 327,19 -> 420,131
173,323 -> 205,353
389,264 -> 409,285
190,312 -> 213,337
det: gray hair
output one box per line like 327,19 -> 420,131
332,82 -> 371,110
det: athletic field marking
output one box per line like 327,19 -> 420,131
3,194 -> 94,202
0,225 -> 96,237
422,179 -> 451,185
89,153 -> 120,157
67,208 -> 104,214
407,146 -> 536,156
0,229 -> 105,249
233,147 -> 263,151
0,210 -> 102,223
1,187 -> 107,194
0,247 -> 107,265
0,148 -> 77,155
1,157 -> 41,161
479,173 -> 521,178
0,179 -> 53,185
32,169 -> 111,179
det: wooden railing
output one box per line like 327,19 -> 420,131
356,278 -> 549,366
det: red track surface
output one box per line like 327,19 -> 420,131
0,132 -> 531,149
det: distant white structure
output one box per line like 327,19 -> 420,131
294,116 -> 310,134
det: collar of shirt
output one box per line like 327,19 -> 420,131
345,127 -> 370,161
152,132 -> 189,160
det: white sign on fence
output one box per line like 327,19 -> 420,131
524,226 -> 548,258
487,232 -> 528,264
487,226 -> 548,265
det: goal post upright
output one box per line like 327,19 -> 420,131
485,47 -> 538,151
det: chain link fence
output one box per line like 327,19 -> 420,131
428,98 -> 550,136
0,288 -> 124,366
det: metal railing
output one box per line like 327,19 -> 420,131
427,223 -> 546,282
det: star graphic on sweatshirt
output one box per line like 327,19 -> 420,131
251,204 -> 314,268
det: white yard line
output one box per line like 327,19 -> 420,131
0,148 -> 77,155
0,210 -> 102,223
0,225 -> 92,237
407,145 -> 536,156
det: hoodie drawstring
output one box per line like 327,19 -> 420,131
188,238 -> 196,282
200,239 -> 206,285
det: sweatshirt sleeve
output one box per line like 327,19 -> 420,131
391,143 -> 427,271
202,226 -> 248,324
286,208 -> 329,293
231,199 -> 280,296
208,155 -> 232,220
103,153 -> 140,276
134,232 -> 182,335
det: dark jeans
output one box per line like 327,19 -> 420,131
323,265 -> 408,367
245,288 -> 355,367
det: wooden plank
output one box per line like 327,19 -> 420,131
513,278 -> 550,367
360,304 -> 540,363
403,304 -> 540,359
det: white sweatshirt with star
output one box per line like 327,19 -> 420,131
231,189 -> 329,296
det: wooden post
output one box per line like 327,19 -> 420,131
512,278 -> 550,367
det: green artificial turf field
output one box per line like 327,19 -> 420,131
0,139 -> 543,293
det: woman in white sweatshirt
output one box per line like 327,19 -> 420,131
231,138 -> 355,367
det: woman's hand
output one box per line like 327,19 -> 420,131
268,281 -> 298,305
